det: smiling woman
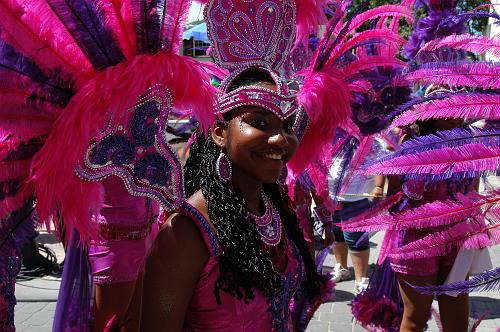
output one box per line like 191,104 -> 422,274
141,66 -> 325,332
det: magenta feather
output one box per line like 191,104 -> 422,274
390,93 -> 500,128
343,56 -> 405,78
364,144 -> 500,178
295,0 -> 327,47
341,192 -> 491,232
388,218 -> 496,260
0,0 -> 92,79
290,67 -> 351,175
96,0 -> 136,60
405,62 -> 500,89
161,0 -> 192,54
31,53 -> 215,243
419,34 -> 500,58
345,5 -> 414,36
328,29 -> 405,65
340,136 -> 374,193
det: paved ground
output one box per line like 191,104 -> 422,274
14,231 -> 500,331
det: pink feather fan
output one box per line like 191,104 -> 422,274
364,143 -> 500,178
341,191 -> 495,233
391,93 -> 500,128
32,53 -> 215,243
418,34 -> 500,58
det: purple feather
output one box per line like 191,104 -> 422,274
405,61 -> 500,89
328,137 -> 357,210
376,127 -> 500,163
410,266 -> 500,296
315,244 -> 334,273
46,0 -> 125,70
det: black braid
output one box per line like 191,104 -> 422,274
184,135 -> 321,303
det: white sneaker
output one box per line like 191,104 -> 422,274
354,277 -> 369,295
331,263 -> 351,282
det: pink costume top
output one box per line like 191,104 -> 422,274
89,176 -> 158,284
179,204 -> 307,332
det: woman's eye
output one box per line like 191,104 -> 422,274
249,119 -> 268,128
284,121 -> 295,133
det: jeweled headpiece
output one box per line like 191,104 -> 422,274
205,0 -> 300,119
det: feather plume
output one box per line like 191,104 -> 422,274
295,0 -> 327,48
388,218 -> 496,260
364,144 -> 500,179
45,0 -> 125,70
341,192 -> 493,232
290,67 -> 351,175
32,52 -> 215,243
345,5 -> 414,36
410,266 -> 500,295
340,136 -> 374,193
327,29 -> 405,66
419,34 -> 500,58
390,93 -> 500,128
95,0 -> 136,60
0,0 -> 92,78
161,0 -> 192,54
377,127 -> 500,162
343,56 -> 405,78
405,62 -> 500,89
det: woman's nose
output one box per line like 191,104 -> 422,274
268,131 -> 288,148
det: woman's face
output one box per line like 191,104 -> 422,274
214,106 -> 298,184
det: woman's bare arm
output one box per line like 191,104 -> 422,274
140,213 -> 209,331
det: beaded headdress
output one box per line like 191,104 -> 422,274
205,0 -> 301,119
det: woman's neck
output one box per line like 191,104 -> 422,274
230,169 -> 263,215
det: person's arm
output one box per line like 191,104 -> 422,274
140,213 -> 209,331
370,175 -> 386,199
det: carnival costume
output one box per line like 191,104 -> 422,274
334,1 -> 500,330
0,0 -> 426,331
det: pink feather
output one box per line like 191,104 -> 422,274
295,0 -> 327,47
31,52 -> 215,243
405,63 -> 500,89
327,29 -> 406,65
0,0 -> 92,81
391,94 -> 500,128
419,34 -> 500,58
340,136 -> 375,193
345,5 -> 413,36
364,144 -> 500,177
341,192 -> 494,233
162,0 -> 193,54
343,56 -> 405,78
96,0 -> 136,60
290,67 -> 351,175
388,220 -> 481,260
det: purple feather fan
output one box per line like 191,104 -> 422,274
410,266 -> 500,296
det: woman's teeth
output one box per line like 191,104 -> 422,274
263,153 -> 283,160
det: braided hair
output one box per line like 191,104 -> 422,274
183,68 -> 321,304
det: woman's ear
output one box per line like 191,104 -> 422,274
211,122 -> 226,149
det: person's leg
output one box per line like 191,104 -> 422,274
122,273 -> 144,332
93,280 -> 137,332
333,241 -> 348,268
436,261 -> 469,332
350,249 -> 369,282
397,273 -> 436,332
344,231 -> 370,282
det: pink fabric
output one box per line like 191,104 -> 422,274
181,207 -> 305,332
88,237 -> 151,284
88,176 -> 159,284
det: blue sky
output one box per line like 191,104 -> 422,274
187,3 -> 204,22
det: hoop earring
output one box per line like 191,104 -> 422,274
216,152 -> 232,182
